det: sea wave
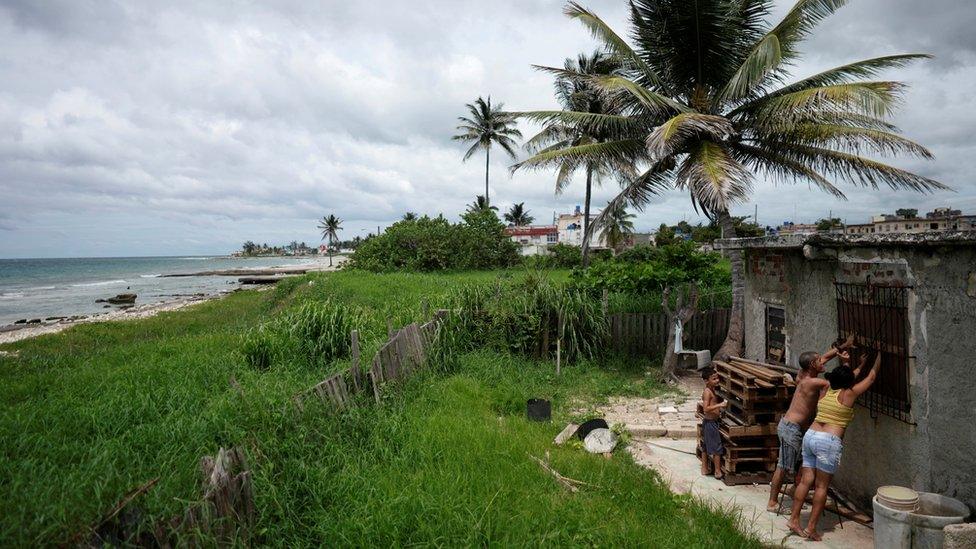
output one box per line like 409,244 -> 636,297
140,274 -> 161,278
178,257 -> 213,260
71,279 -> 127,288
0,292 -> 26,299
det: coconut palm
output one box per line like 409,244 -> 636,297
317,214 -> 343,267
466,195 -> 499,214
514,50 -> 624,266
453,97 -> 522,205
600,202 -> 635,253
402,212 -> 418,221
521,0 -> 946,359
504,202 -> 535,226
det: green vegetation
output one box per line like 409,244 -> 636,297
241,299 -> 363,370
346,210 -> 519,272
0,270 -> 760,546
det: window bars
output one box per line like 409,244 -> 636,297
834,282 -> 913,423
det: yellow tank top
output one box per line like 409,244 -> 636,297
815,389 -> 855,428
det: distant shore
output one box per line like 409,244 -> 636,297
0,255 -> 347,345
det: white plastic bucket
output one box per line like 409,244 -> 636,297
874,491 -> 970,549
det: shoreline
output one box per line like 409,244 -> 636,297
0,256 -> 348,345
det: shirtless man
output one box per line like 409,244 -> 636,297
766,335 -> 854,512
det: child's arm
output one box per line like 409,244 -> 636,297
702,388 -> 727,414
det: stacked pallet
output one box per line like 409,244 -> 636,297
698,357 -> 795,486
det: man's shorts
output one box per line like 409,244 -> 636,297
776,418 -> 804,474
802,430 -> 844,474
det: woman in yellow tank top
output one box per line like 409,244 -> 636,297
787,351 -> 882,541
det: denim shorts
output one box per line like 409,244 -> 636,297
802,430 -> 843,474
776,418 -> 804,474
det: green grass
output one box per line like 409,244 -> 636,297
0,269 -> 759,547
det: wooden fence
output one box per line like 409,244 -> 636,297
299,310 -> 446,411
609,308 -> 730,357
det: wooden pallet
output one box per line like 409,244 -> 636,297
721,470 -> 773,486
724,399 -> 784,425
717,388 -> 788,413
723,454 -> 778,473
719,375 -> 792,402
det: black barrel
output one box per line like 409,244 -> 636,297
526,398 -> 551,422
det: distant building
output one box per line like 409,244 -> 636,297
845,206 -> 976,235
504,225 -> 558,256
556,205 -> 608,249
774,222 -> 819,236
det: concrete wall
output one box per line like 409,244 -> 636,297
741,244 -> 976,512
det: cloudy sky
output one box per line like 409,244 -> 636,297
1,0 -> 974,258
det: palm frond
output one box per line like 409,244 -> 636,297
739,82 -> 906,122
462,141 -> 483,162
563,1 -> 671,94
513,139 -> 646,172
514,110 -> 641,136
767,54 -> 931,99
772,144 -> 950,193
754,123 -> 933,158
591,75 -> 690,115
646,113 -> 735,159
584,160 -> 675,245
732,142 -> 846,198
676,141 -> 753,212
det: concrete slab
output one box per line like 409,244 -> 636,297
628,439 -> 874,548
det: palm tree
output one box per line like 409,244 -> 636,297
466,195 -> 498,214
514,50 -> 623,267
453,97 -> 522,205
402,212 -> 418,221
504,202 -> 535,226
520,0 -> 946,359
600,202 -> 635,253
317,214 -> 343,267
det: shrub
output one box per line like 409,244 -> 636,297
571,241 -> 727,295
346,212 -> 519,272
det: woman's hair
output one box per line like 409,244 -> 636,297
825,365 -> 856,390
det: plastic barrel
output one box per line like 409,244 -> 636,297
874,492 -> 970,549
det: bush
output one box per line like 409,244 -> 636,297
346,212 -> 519,272
571,241 -> 728,295
241,299 -> 363,369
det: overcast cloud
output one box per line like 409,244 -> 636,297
1,0 -> 974,257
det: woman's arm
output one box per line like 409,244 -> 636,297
851,351 -> 882,397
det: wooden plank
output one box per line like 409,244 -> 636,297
367,370 -> 380,403
349,330 -> 361,393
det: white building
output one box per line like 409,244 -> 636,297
556,206 -> 608,249
504,225 -> 558,256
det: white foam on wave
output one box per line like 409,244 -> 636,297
178,257 -> 213,260
71,279 -> 127,288
140,274 -> 161,278
0,292 -> 26,299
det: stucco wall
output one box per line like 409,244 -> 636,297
741,244 -> 976,512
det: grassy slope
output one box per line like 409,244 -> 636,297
0,269 -> 759,547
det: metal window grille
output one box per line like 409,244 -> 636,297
834,282 -> 913,423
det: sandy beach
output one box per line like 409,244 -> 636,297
0,255 -> 347,345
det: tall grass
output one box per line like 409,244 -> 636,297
242,299 -> 364,370
445,271 -> 608,362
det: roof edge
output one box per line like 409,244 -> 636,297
714,231 -> 976,250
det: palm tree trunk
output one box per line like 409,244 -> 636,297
484,146 -> 490,205
328,237 -> 334,267
581,164 -> 593,268
715,209 -> 744,361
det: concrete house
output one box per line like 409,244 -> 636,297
716,232 -> 976,513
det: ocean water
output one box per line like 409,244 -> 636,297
0,256 -> 320,325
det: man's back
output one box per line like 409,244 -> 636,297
783,372 -> 828,428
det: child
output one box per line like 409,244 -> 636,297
700,367 -> 728,479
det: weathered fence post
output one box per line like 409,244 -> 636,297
350,330 -> 361,392
601,288 -> 609,318
556,312 -> 564,376
662,283 -> 700,381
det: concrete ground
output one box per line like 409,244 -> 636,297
586,373 -> 873,547
627,438 -> 874,548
